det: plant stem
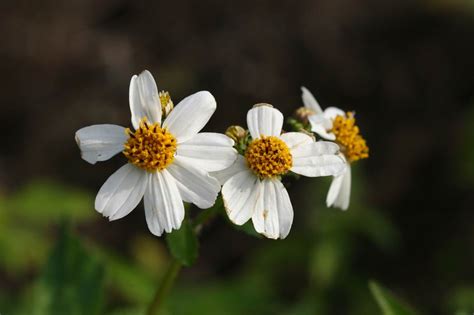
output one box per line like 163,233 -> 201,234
146,201 -> 222,315
146,259 -> 182,315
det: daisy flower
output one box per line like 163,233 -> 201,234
214,104 -> 345,239
75,70 -> 238,236
301,87 -> 369,210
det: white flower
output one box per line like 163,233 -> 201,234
301,86 -> 369,211
214,104 -> 345,239
75,70 -> 238,236
301,86 -> 345,141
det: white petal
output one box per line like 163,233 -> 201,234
327,164 -> 351,210
301,86 -> 323,113
291,140 -> 340,158
222,170 -> 262,225
176,133 -> 238,172
326,173 -> 343,208
129,70 -> 162,129
252,179 -> 293,239
95,163 -> 148,220
308,114 -> 336,140
144,170 -> 184,236
290,141 -> 345,177
167,157 -> 220,209
247,105 -> 283,139
163,91 -> 216,143
279,132 -> 314,151
75,124 -> 127,164
323,107 -> 345,120
211,155 -> 248,185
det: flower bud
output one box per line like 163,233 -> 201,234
294,107 -> 315,124
225,125 -> 247,142
159,91 -> 174,118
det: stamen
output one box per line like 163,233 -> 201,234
245,136 -> 293,178
331,112 -> 369,163
123,118 -> 177,172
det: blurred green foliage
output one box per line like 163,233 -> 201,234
22,226 -> 105,315
0,180 -> 94,274
447,287 -> 474,315
369,281 -> 418,315
0,175 -> 472,315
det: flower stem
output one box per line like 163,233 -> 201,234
146,259 -> 182,315
146,200 -> 223,315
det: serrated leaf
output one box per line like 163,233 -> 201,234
166,220 -> 198,266
369,281 -> 419,315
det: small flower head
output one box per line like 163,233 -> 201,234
301,87 -> 369,165
245,136 -> 293,178
75,70 -> 238,236
214,104 -> 345,239
123,118 -> 177,172
301,86 -> 369,211
331,112 -> 369,163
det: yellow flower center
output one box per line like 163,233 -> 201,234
245,136 -> 293,178
331,112 -> 369,163
123,118 -> 177,172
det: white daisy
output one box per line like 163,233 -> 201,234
75,70 -> 238,236
301,87 -> 369,210
214,104 -> 346,239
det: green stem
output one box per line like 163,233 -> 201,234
146,201 -> 222,315
146,259 -> 182,315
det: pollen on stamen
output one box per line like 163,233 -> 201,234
245,136 -> 293,178
331,112 -> 369,163
123,118 -> 177,172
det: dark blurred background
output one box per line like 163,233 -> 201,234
1,0 -> 474,314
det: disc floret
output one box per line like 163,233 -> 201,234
331,112 -> 369,163
123,118 -> 177,172
245,136 -> 293,178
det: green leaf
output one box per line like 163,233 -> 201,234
7,179 -> 94,225
233,220 -> 262,238
26,225 -> 105,315
369,281 -> 419,315
166,219 -> 198,266
0,179 -> 95,274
